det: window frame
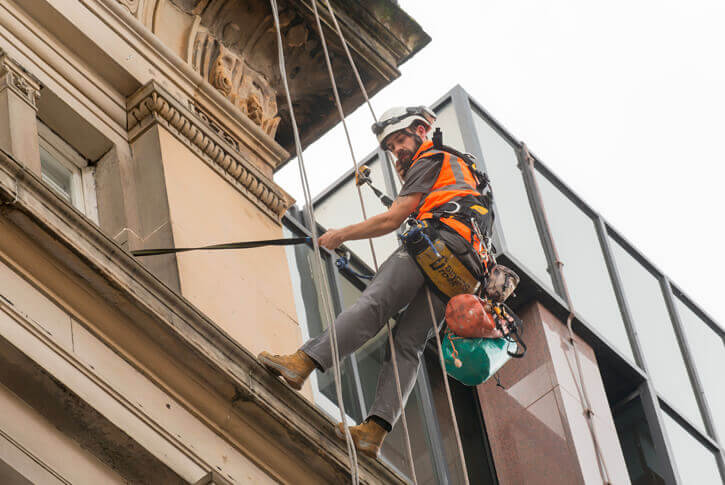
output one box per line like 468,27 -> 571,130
37,121 -> 99,224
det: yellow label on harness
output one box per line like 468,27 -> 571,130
469,205 -> 488,215
415,239 -> 479,299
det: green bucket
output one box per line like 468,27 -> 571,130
442,333 -> 517,386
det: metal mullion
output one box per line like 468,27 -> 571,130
660,277 -> 725,481
515,148 -> 567,298
415,361 -> 451,485
593,216 -> 685,483
639,382 -> 682,485
450,86 -> 509,254
594,217 -> 647,370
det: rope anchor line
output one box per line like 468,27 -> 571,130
309,0 -> 471,483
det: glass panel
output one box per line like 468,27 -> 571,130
338,275 -> 438,481
613,397 -> 667,484
425,352 -> 496,484
283,226 -> 361,422
314,155 -> 398,268
472,110 -> 553,289
609,238 -> 704,429
40,146 -> 73,203
535,172 -> 634,362
380,385 -> 437,484
662,411 -> 723,485
675,297 -> 725,442
432,101 -> 465,151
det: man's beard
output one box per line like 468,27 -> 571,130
398,133 -> 424,175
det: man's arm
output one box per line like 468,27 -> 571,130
318,193 -> 423,250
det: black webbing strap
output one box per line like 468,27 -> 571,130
131,237 -> 312,257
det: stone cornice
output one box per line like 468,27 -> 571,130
0,48 -> 42,110
126,81 -> 294,222
0,144 -> 406,484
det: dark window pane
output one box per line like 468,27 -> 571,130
535,172 -> 634,362
337,274 -> 438,482
662,411 -> 723,484
675,297 -> 725,442
613,397 -> 667,485
609,239 -> 704,429
425,351 -> 497,485
283,227 -> 361,422
472,111 -> 553,290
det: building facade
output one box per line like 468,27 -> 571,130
0,0 -> 430,483
298,86 -> 725,484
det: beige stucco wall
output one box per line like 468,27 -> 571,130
0,220 -> 277,484
157,128 -> 305,365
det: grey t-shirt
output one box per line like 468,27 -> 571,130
398,155 -> 442,198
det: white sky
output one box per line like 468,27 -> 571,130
275,0 -> 725,327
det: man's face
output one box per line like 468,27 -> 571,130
384,129 -> 423,170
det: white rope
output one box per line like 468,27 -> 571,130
310,2 -> 418,483
269,1 -> 359,482
522,146 -> 611,484
320,0 -> 471,480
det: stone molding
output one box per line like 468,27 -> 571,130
0,48 -> 42,110
0,147 -> 407,484
126,81 -> 293,221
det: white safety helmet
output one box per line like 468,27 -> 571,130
372,106 -> 437,149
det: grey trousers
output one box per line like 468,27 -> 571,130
301,247 -> 446,426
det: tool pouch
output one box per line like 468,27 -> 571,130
484,264 -> 520,302
400,221 -> 480,301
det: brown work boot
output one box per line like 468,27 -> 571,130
257,350 -> 316,390
335,419 -> 388,459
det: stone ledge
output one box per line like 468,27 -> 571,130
127,81 -> 295,223
0,145 -> 406,483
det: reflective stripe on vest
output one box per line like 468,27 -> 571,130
409,141 -> 481,241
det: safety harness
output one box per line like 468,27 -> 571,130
400,128 -> 495,301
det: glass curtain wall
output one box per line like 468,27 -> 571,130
470,108 -> 553,291
673,295 -> 725,443
283,217 -> 494,484
534,173 -> 635,363
285,85 -> 725,484
455,87 -> 724,484
608,238 -> 704,430
661,411 -> 722,484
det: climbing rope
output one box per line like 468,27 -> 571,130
269,1 -> 360,482
309,1 -> 419,482
315,1 -> 471,481
521,144 -> 611,485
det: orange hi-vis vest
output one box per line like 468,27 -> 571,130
408,140 -> 488,254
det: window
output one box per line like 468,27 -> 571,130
535,172 -> 635,362
609,238 -> 704,429
613,397 -> 667,484
472,109 -> 554,290
314,154 -> 398,268
674,295 -> 725,443
38,121 -> 99,223
661,410 -> 723,484
283,226 -> 362,423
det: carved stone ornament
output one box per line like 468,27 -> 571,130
183,0 -> 284,138
0,50 -> 42,110
127,82 -> 294,221
165,0 -> 352,148
117,0 -> 141,15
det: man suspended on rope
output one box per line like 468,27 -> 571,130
258,105 -> 494,459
